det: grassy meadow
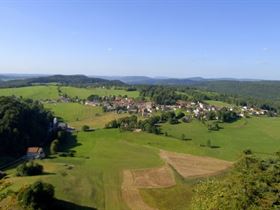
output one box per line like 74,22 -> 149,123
5,130 -> 166,210
3,116 -> 280,209
0,85 -> 140,101
0,85 -> 59,100
44,102 -> 129,129
60,86 -> 140,99
160,117 -> 280,160
205,100 -> 233,108
2,85 -> 280,210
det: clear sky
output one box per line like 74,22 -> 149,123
0,0 -> 279,79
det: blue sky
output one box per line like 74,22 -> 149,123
0,0 -> 279,79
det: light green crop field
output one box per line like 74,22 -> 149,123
205,100 -> 233,108
44,102 -> 129,129
60,86 -> 140,99
160,117 -> 280,160
0,85 -> 59,100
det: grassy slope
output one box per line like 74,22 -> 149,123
0,85 -> 59,100
61,86 -> 139,99
205,100 -> 233,108
5,130 -> 164,210
4,117 -> 280,209
44,102 -> 129,129
160,117 -> 280,160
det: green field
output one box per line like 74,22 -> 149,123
0,85 -> 139,102
160,117 -> 280,160
5,130 -> 167,210
44,102 -> 129,129
60,86 -> 139,99
3,116 -> 280,209
205,100 -> 233,108
0,85 -> 59,100
2,85 -> 280,210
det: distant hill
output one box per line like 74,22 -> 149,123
0,75 -> 125,88
95,75 -> 280,102
0,74 -> 45,81
95,76 -> 260,85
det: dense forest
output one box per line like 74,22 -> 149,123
0,96 -> 53,156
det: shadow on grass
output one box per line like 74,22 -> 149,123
53,199 -> 97,210
59,131 -> 81,154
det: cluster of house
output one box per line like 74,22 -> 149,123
85,96 -> 273,119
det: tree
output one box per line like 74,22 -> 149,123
0,96 -> 53,156
17,181 -> 55,210
82,125 -> 90,131
16,161 -> 44,176
191,152 -> 280,210
176,111 -> 185,119
50,139 -> 59,154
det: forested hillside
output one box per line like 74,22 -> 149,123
0,75 -> 125,88
0,96 -> 53,156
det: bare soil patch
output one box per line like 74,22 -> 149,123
160,150 -> 232,178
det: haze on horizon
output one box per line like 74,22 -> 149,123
0,0 -> 279,80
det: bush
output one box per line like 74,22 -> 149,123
50,139 -> 59,154
17,181 -> 54,210
82,125 -> 90,131
16,161 -> 43,176
176,112 -> 185,119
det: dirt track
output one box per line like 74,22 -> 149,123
160,150 -> 232,178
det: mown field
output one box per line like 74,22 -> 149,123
60,86 -> 139,99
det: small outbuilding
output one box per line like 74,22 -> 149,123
26,147 -> 46,159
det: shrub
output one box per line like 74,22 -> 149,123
17,181 -> 54,210
50,139 -> 59,154
176,111 -> 185,119
16,161 -> 43,176
82,125 -> 90,131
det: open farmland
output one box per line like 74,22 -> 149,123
160,117 -> 280,160
44,102 -> 129,129
60,86 -> 140,99
3,130 -> 164,210
0,85 -> 59,100
205,100 -> 233,108
3,128 -> 236,210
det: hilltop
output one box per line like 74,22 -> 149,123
0,74 -> 125,88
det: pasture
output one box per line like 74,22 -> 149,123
44,102 -> 129,129
0,85 -> 59,100
3,115 -> 280,209
60,86 -> 140,99
4,130 -> 166,210
205,100 -> 233,108
160,117 -> 280,160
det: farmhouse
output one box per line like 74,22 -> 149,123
26,147 -> 45,159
